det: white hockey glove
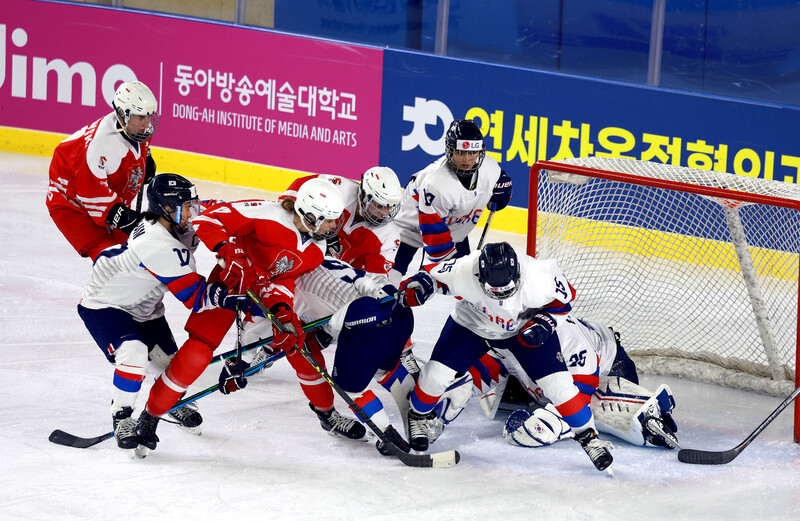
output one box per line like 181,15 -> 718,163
503,403 -> 573,448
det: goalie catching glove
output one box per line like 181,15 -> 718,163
503,403 -> 573,447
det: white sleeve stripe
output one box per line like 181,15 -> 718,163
77,194 -> 118,204
192,215 -> 223,226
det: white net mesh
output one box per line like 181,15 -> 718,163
532,157 -> 800,396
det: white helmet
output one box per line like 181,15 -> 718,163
112,81 -> 159,143
295,178 -> 345,240
358,167 -> 402,226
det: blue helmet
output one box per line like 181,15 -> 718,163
147,173 -> 198,227
478,242 -> 520,299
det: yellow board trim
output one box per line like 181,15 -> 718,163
0,125 -> 530,233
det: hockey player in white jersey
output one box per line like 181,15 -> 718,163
398,241 -> 617,472
77,173 -> 249,451
241,258 -> 419,455
389,119 -> 512,282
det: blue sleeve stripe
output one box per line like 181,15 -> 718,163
561,405 -> 593,429
575,381 -> 597,397
419,221 -> 450,236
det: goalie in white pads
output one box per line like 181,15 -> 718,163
433,320 -> 679,451
399,241 -> 618,472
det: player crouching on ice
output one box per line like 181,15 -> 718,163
397,242 -> 674,473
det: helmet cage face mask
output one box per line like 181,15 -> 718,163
358,167 -> 401,226
148,174 -> 199,230
299,210 -> 345,241
445,120 -> 486,184
478,242 -> 521,300
112,82 -> 159,143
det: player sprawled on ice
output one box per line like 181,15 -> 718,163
430,319 -> 680,456
388,119 -> 513,372
77,174 -> 249,453
396,241 -> 669,473
242,257 -> 421,456
134,178 -> 355,455
47,81 -> 159,261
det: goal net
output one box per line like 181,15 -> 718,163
528,157 -> 800,441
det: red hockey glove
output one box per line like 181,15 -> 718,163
270,303 -> 306,353
216,240 -> 248,291
518,312 -> 557,348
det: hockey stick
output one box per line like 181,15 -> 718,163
477,204 -> 496,250
210,315 -> 332,364
245,289 -> 461,468
677,385 -> 800,465
48,351 -> 286,449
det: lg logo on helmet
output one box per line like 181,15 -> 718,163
0,24 -> 139,106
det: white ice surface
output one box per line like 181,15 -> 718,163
1,151 -> 798,521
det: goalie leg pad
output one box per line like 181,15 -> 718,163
503,403 -> 573,448
428,373 -> 474,444
635,384 -> 679,448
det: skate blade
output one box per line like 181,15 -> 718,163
604,466 -> 615,478
175,424 -> 202,436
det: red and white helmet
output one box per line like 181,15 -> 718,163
358,166 -> 402,226
112,81 -> 159,143
295,178 -> 345,240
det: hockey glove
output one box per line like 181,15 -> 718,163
518,312 -> 557,348
398,272 -> 435,307
304,328 -> 334,354
218,357 -> 250,395
144,149 -> 157,185
206,282 -> 251,312
488,170 -> 513,211
106,202 -> 143,235
270,303 -> 306,353
215,240 -> 248,291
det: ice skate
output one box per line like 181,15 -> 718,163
310,403 -> 367,440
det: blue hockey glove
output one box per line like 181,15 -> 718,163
398,272 -> 435,307
518,312 -> 556,348
218,358 -> 250,395
488,170 -> 513,211
206,282 -> 251,311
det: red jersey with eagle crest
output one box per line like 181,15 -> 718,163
192,199 -> 327,308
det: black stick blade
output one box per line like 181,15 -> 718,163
677,448 -> 739,465
49,429 -> 114,449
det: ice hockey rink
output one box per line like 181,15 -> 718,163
1,150 -> 798,521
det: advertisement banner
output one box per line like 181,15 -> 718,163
1,1 -> 383,179
380,50 -> 800,209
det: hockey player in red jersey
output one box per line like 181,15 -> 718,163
279,166 -> 403,276
77,174 -> 249,452
47,81 -> 159,261
135,178 -> 350,454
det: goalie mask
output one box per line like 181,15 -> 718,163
147,173 -> 199,230
112,81 -> 159,143
358,167 -> 402,226
445,119 -> 485,190
295,178 -> 345,241
478,242 -> 520,300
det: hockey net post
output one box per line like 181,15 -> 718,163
527,158 -> 800,443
